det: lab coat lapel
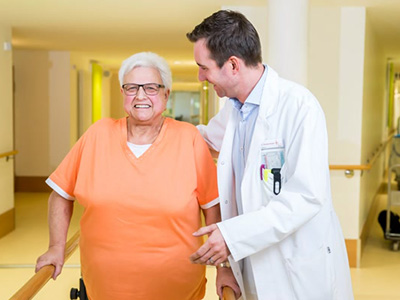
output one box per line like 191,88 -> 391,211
242,66 -> 281,212
219,107 -> 240,220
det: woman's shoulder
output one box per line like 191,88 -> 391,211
166,118 -> 198,134
89,117 -> 122,129
83,118 -> 123,138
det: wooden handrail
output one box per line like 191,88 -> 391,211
222,286 -> 236,300
329,131 -> 394,171
10,230 -> 80,300
0,150 -> 18,160
329,164 -> 370,171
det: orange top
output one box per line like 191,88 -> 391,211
48,117 -> 218,300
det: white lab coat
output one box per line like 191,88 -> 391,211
198,67 -> 353,300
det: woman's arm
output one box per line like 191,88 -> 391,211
35,191 -> 74,280
202,203 -> 221,226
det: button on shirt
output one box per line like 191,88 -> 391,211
230,65 -> 267,300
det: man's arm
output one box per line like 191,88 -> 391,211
35,191 -> 74,280
197,100 -> 232,152
201,204 -> 241,299
199,204 -> 228,265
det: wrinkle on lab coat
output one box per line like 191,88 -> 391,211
198,66 -> 353,300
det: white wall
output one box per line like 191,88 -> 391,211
102,70 -> 111,119
359,12 -> 387,233
70,65 -> 79,146
110,72 -> 125,119
70,54 -> 92,137
0,24 -> 14,214
336,7 -> 366,239
13,50 -> 119,177
14,50 -> 73,175
14,50 -> 51,176
309,7 -> 367,239
49,51 -> 71,171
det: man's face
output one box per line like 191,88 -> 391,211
193,39 -> 234,98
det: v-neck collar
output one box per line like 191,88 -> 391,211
119,117 -> 170,163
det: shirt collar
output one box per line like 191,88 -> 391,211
229,64 -> 268,109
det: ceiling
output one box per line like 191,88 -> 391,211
1,0 -> 400,75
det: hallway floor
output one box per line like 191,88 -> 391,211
0,192 -> 399,299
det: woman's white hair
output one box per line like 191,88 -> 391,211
118,52 -> 172,91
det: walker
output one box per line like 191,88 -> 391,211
385,135 -> 400,250
390,135 -> 400,189
70,277 -> 87,300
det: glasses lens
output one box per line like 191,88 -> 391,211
123,83 -> 164,96
144,84 -> 159,95
124,84 -> 138,96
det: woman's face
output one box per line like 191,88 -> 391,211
121,66 -> 169,125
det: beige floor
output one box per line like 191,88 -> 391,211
0,192 -> 399,300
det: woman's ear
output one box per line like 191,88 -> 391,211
165,89 -> 170,100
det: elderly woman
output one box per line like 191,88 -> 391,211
35,52 -> 220,300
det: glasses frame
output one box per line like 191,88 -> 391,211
121,83 -> 166,96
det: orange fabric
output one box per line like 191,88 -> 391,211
49,117 -> 218,300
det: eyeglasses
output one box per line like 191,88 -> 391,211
122,83 -> 165,96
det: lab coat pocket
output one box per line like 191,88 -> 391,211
260,170 -> 274,205
260,167 -> 285,205
285,246 -> 333,300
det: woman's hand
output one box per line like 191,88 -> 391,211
216,266 -> 241,299
35,191 -> 73,280
35,245 -> 65,280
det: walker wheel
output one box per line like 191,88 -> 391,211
392,241 -> 399,251
70,288 -> 79,299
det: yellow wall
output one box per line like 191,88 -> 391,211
91,63 -> 102,123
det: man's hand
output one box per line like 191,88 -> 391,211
35,245 -> 65,280
189,224 -> 230,266
217,267 -> 241,299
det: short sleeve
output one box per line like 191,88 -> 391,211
47,133 -> 86,198
193,130 -> 219,209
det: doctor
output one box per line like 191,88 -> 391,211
187,10 -> 354,300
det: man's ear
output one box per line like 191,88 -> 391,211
228,56 -> 241,74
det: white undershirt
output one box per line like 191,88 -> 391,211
127,142 -> 151,158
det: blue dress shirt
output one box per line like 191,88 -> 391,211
229,65 -> 268,299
